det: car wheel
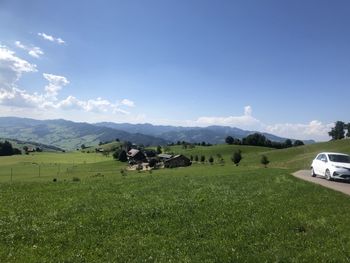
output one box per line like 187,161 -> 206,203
311,167 -> 316,177
325,169 -> 332,181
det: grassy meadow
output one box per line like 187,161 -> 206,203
1,140 -> 350,261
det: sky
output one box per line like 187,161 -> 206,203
0,0 -> 350,141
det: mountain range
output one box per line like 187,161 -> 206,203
0,117 -> 315,150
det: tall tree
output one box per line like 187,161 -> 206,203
284,139 -> 292,148
347,123 -> 350,138
328,121 -> 345,140
225,136 -> 234,145
118,150 -> 128,162
293,140 -> 304,147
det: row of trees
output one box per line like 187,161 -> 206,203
0,141 -> 21,156
230,149 -> 269,167
328,121 -> 350,140
168,141 -> 212,147
225,133 -> 304,149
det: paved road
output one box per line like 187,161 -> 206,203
292,170 -> 350,196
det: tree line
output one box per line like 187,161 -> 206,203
225,133 -> 304,149
328,121 -> 350,140
0,141 -> 21,156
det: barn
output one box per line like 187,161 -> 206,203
164,154 -> 191,168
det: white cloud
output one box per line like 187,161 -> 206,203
15,41 -> 44,58
264,120 -> 333,141
120,98 -> 135,107
56,96 -> 130,114
38,32 -> 65,45
194,105 -> 261,128
43,73 -> 69,99
0,45 -> 37,89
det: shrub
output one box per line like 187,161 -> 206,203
72,177 -> 80,182
194,155 -> 199,162
200,155 -> 205,163
231,150 -> 242,166
209,156 -> 214,165
261,155 -> 270,168
120,169 -> 127,176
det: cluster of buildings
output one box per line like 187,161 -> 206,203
126,149 -> 191,169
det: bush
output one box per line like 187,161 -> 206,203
194,155 -> 199,162
120,169 -> 127,176
200,155 -> 205,163
231,150 -> 242,166
261,155 -> 270,168
72,177 -> 81,182
209,156 -> 214,164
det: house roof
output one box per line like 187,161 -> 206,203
164,154 -> 189,162
128,149 -> 140,157
158,154 -> 173,159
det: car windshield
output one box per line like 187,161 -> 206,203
328,154 -> 350,163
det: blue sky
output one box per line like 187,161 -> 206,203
0,0 -> 350,140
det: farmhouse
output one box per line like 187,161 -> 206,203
164,154 -> 191,168
127,149 -> 146,163
157,153 -> 173,161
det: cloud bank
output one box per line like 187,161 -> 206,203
0,45 -> 134,117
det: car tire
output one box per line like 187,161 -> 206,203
325,169 -> 332,181
311,167 -> 316,177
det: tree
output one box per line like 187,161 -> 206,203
0,141 -> 20,156
112,149 -> 121,160
200,155 -> 205,163
225,136 -> 234,145
284,139 -> 292,148
190,155 -> 193,161
81,144 -> 86,149
231,150 -> 242,166
156,145 -> 162,154
261,155 -> 270,168
118,150 -> 128,162
328,121 -> 345,140
149,158 -> 157,168
347,123 -> 350,138
163,145 -> 171,153
243,133 -> 267,146
194,155 -> 199,162
209,156 -> 214,165
293,140 -> 304,147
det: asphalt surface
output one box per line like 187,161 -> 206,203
292,170 -> 350,196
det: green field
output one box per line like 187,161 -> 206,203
1,140 -> 350,261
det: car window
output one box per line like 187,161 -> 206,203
316,154 -> 323,160
328,154 -> 350,163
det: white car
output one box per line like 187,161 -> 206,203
311,152 -> 350,180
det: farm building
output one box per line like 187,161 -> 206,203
157,153 -> 173,161
127,149 -> 146,163
164,154 -> 191,168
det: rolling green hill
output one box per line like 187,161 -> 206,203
0,117 -> 168,150
1,139 -> 350,261
0,138 -> 64,152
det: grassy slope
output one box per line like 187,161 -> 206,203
1,140 -> 350,261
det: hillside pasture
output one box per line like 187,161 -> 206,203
2,140 -> 350,261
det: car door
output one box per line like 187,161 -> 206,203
314,154 -> 326,175
318,154 -> 328,176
